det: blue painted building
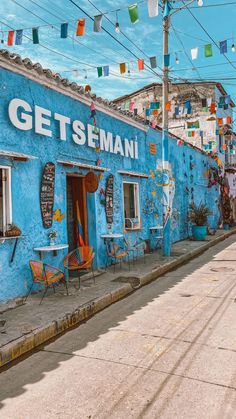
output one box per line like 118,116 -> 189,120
0,51 -> 220,303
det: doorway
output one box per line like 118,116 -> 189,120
66,175 -> 88,251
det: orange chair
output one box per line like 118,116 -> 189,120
64,246 -> 95,290
105,241 -> 130,273
27,260 -> 68,304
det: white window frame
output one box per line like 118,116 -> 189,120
123,181 -> 140,230
0,165 -> 12,236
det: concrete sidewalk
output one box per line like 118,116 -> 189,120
0,228 -> 235,368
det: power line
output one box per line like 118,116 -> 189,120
67,0 -> 164,81
9,0 -> 131,66
188,1 -> 236,9
183,1 -> 236,72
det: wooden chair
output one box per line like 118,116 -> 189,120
27,260 -> 68,304
64,246 -> 95,290
105,241 -> 130,273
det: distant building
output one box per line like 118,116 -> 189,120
113,82 -> 235,162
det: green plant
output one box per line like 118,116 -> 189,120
48,230 -> 58,239
188,202 -> 212,226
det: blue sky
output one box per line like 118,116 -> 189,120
1,0 -> 236,101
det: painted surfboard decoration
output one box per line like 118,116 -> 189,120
40,162 -> 55,229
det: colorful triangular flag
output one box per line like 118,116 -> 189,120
7,31 -> 14,46
219,40 -> 227,54
138,59 -> 144,70
94,15 -> 103,32
97,67 -> 103,77
119,63 -> 126,74
163,1 -> 172,18
147,0 -> 158,17
128,4 -> 139,24
32,28 -> 39,44
149,56 -> 157,68
191,47 -> 198,60
15,29 -> 23,45
61,23 -> 68,38
103,65 -> 109,77
76,19 -> 86,36
204,44 -> 213,58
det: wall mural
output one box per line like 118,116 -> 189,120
53,208 -> 65,222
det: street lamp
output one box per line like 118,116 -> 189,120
162,0 -> 196,257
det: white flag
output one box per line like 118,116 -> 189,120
207,97 -> 212,106
191,47 -> 198,60
148,0 -> 158,17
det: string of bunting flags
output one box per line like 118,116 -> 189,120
3,0 -> 227,78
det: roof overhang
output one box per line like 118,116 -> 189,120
0,150 -> 37,161
118,170 -> 149,178
57,159 -> 110,172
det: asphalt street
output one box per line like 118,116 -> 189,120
0,236 -> 236,419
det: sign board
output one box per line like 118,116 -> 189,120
105,174 -> 114,224
85,172 -> 98,193
149,143 -> 156,155
40,162 -> 55,229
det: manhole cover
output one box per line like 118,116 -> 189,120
210,267 -> 234,272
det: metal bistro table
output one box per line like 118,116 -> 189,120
33,244 -> 69,260
100,233 -> 124,244
149,225 -> 163,250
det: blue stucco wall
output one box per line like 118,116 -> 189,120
0,67 -> 220,303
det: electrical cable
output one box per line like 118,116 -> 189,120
182,0 -> 236,72
9,0 -> 131,66
67,0 -> 164,81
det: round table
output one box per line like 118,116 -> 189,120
34,244 -> 69,260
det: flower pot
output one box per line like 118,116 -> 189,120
49,238 -> 55,246
223,223 -> 230,231
192,225 -> 207,241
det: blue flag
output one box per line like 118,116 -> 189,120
219,40 -> 227,54
163,1 -> 172,18
61,23 -> 68,39
164,54 -> 170,67
15,30 -> 23,45
103,65 -> 109,77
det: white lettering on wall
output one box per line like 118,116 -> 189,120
87,124 -> 97,149
35,105 -> 52,137
114,135 -> 124,156
54,113 -> 70,141
72,120 -> 86,145
134,142 -> 138,159
124,139 -> 134,158
8,98 -> 139,159
8,98 -> 33,131
100,129 -> 113,153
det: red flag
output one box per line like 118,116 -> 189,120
138,59 -> 144,71
76,19 -> 86,36
7,31 -> 15,46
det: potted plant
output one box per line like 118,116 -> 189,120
188,202 -> 212,241
48,230 -> 58,246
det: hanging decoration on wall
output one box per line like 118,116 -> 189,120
85,171 -> 99,193
105,174 -> 114,225
40,162 -> 55,229
99,188 -> 106,206
53,208 -> 65,222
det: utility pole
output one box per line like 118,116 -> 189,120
161,0 -> 197,257
162,0 -> 171,257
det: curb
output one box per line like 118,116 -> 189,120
1,228 -> 236,368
